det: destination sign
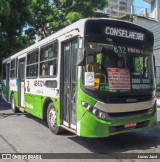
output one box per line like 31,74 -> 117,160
105,27 -> 144,41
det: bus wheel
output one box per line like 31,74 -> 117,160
47,103 -> 63,134
11,94 -> 18,113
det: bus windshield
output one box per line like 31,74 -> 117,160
83,42 -> 155,92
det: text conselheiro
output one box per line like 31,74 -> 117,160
105,27 -> 144,41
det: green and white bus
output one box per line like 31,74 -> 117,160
2,18 -> 157,137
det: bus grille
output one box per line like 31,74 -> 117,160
108,109 -> 149,119
109,121 -> 149,133
99,94 -> 153,103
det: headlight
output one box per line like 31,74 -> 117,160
81,101 -> 110,120
82,102 -> 88,108
87,105 -> 93,112
99,111 -> 107,119
148,108 -> 153,114
147,102 -> 156,115
92,108 -> 99,116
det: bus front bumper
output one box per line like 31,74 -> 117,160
77,109 -> 157,138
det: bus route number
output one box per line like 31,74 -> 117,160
34,80 -> 45,87
114,46 -> 127,56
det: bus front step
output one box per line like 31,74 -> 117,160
60,125 -> 76,134
18,107 -> 25,113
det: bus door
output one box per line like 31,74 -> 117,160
18,57 -> 25,107
6,63 -> 10,101
61,39 -> 78,130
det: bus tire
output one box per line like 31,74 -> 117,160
47,102 -> 63,134
11,94 -> 18,113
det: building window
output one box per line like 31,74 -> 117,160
26,50 -> 38,78
111,10 -> 118,17
119,1 -> 127,12
109,0 -> 117,4
40,42 -> 58,77
10,59 -> 15,79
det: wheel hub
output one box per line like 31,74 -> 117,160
49,108 -> 56,127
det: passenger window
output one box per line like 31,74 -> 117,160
40,42 -> 58,77
10,59 -> 15,79
26,50 -> 38,78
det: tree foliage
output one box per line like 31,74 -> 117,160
28,0 -> 107,39
0,0 -> 108,76
0,0 -> 10,16
0,0 -> 34,72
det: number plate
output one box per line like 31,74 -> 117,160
124,122 -> 137,128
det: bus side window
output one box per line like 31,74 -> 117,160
41,64 -> 46,76
10,59 -> 16,79
26,50 -> 38,78
87,55 -> 94,64
40,41 -> 58,77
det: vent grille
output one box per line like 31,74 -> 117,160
99,94 -> 153,103
108,109 -> 149,119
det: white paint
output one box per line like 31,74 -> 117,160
77,121 -> 81,136
63,121 -> 69,127
18,53 -> 26,59
21,82 -> 25,107
71,124 -> 76,130
25,79 -> 59,97
78,67 -> 81,78
94,99 -> 156,113
10,80 -> 17,91
25,103 -> 33,109
85,72 -> 94,86
50,65 -> 53,76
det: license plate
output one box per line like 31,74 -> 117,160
124,122 -> 137,128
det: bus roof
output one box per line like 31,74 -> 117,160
2,18 -> 152,63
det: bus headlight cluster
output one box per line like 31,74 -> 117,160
147,108 -> 154,114
147,103 -> 156,115
81,101 -> 110,120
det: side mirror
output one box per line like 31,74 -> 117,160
77,48 -> 85,66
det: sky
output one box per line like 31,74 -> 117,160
133,0 -> 151,14
134,0 -> 151,7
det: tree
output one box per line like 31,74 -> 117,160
28,0 -> 108,39
0,0 -> 108,76
0,0 -> 34,74
0,0 -> 10,16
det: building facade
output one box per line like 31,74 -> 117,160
131,0 -> 160,84
99,0 -> 160,85
144,0 -> 160,20
99,0 -> 133,18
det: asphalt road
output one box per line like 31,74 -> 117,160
0,96 -> 160,162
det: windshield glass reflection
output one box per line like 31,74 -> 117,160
83,42 -> 154,92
